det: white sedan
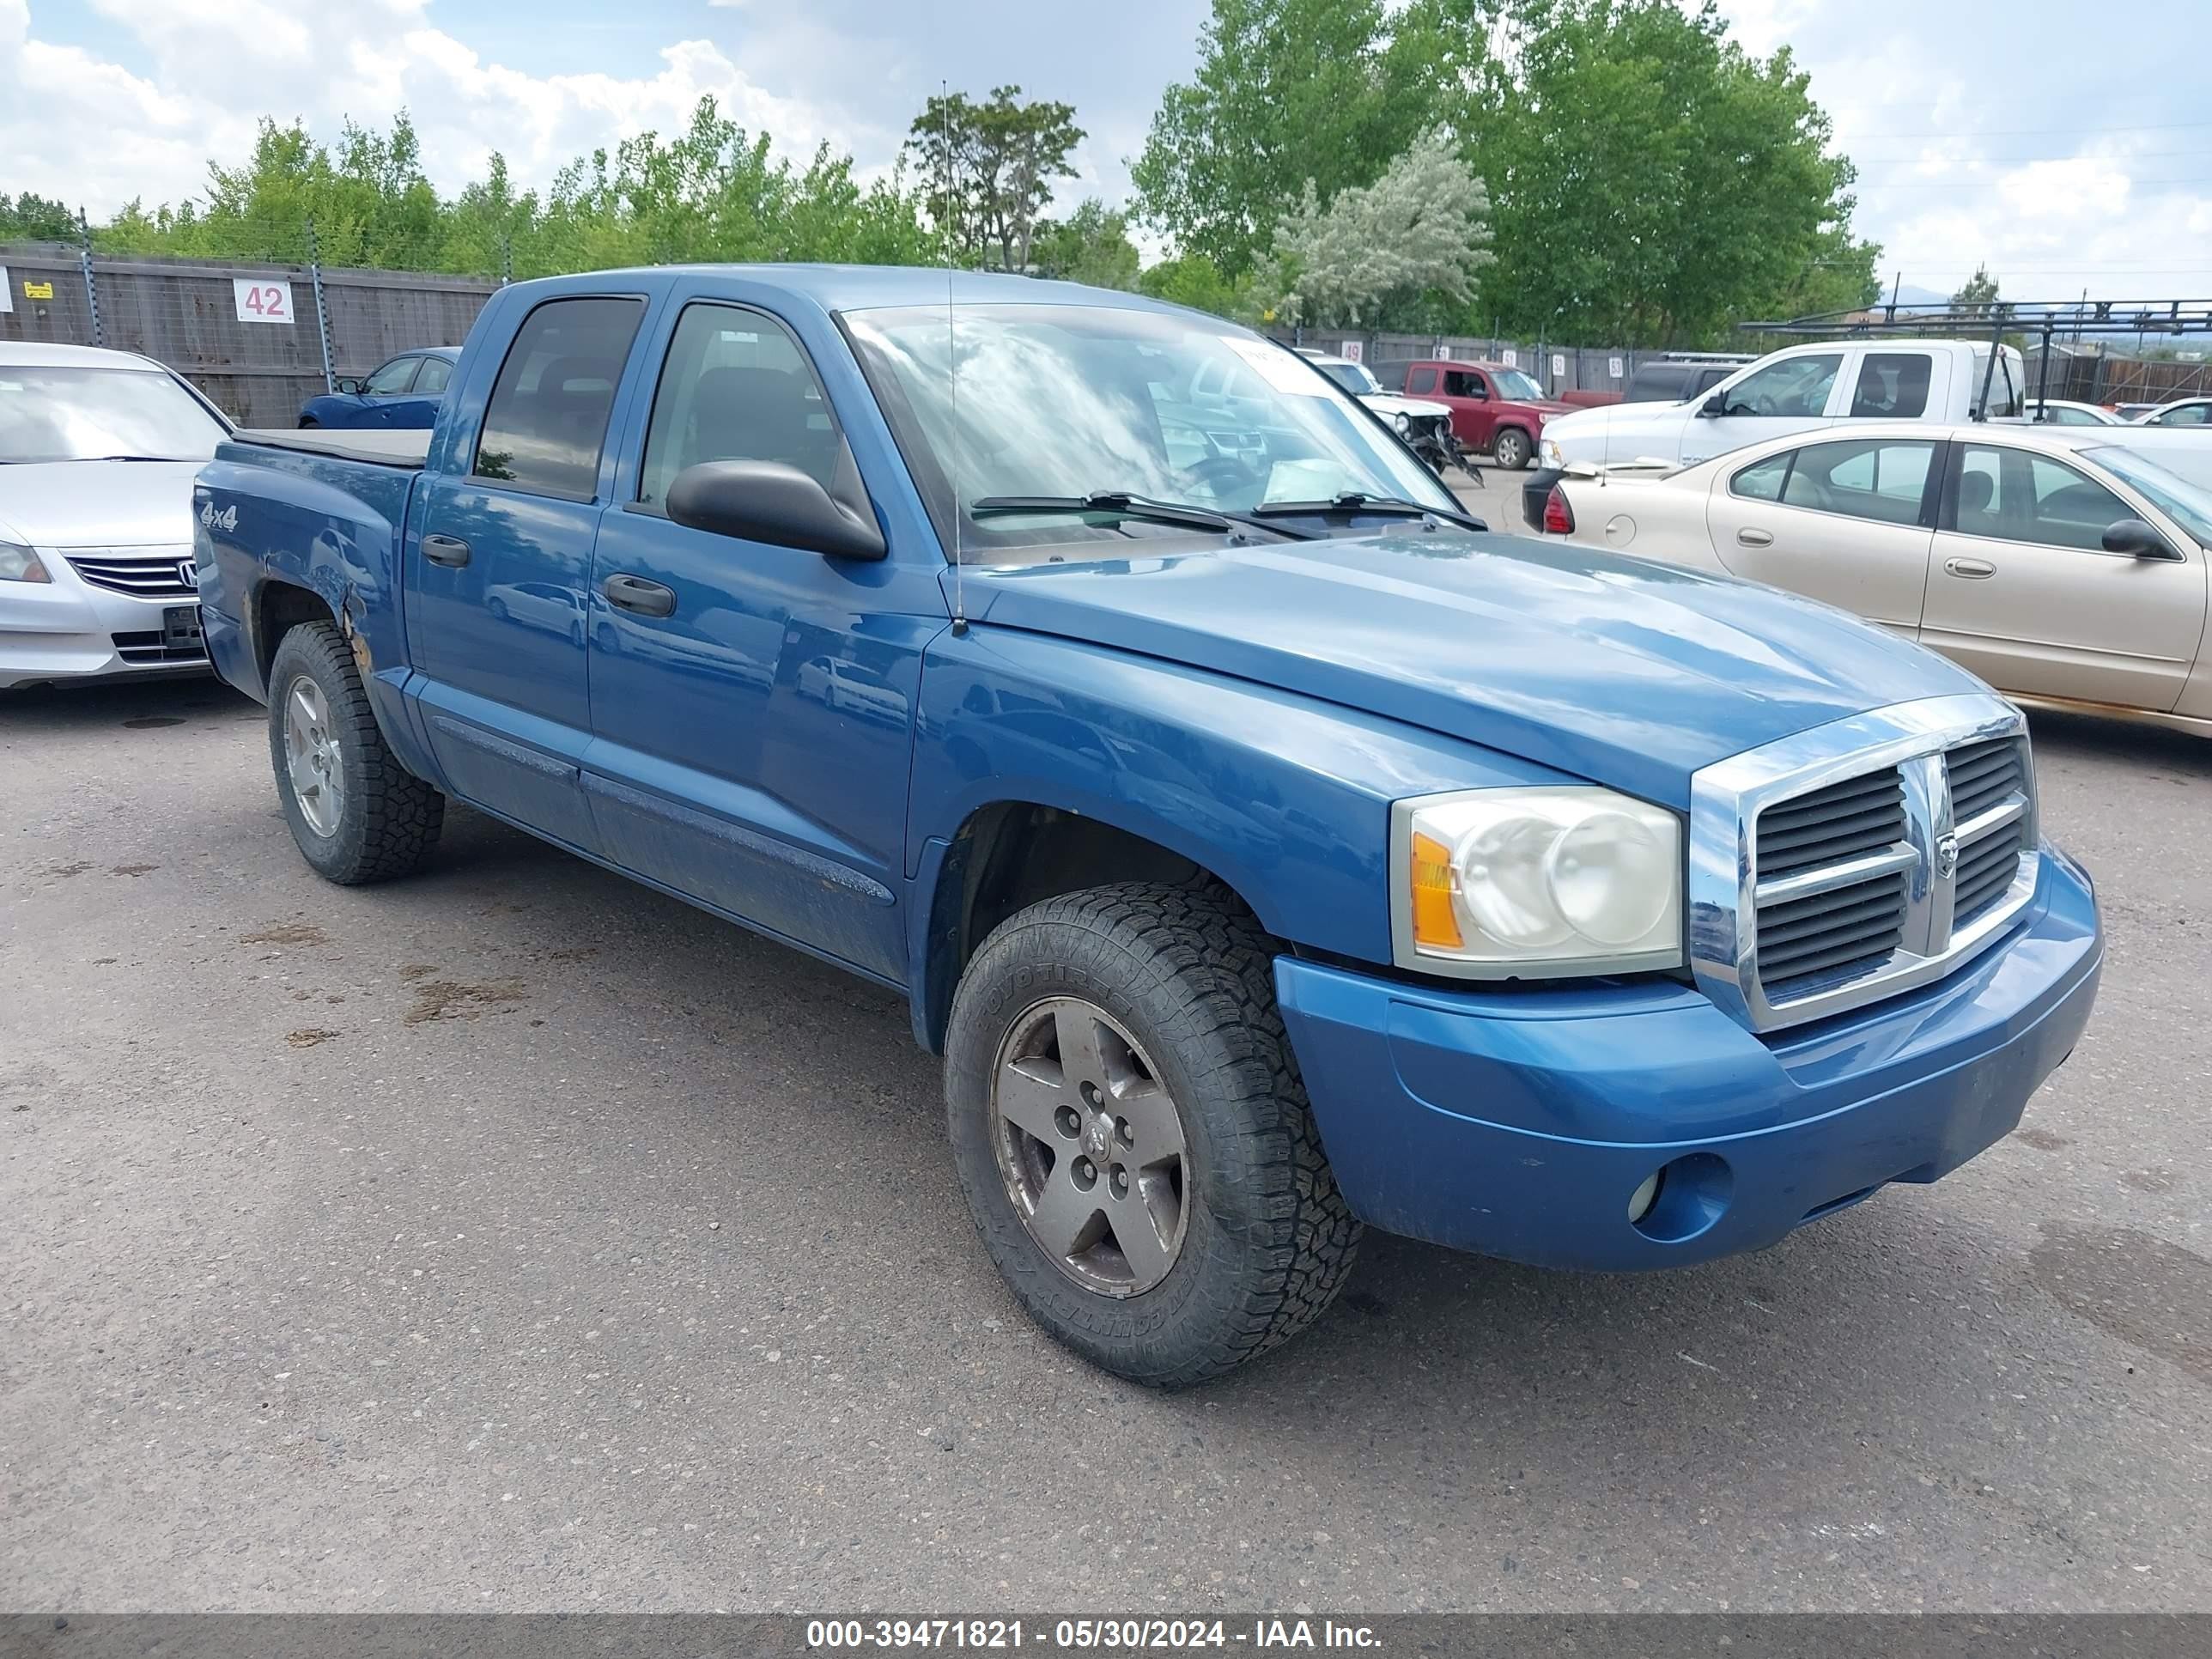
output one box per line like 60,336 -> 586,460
2,343 -> 232,690
2133,396 -> 2212,427
1535,419 -> 2212,735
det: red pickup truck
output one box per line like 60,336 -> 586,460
1370,359 -> 1577,470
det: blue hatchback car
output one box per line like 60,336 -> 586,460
296,347 -> 459,428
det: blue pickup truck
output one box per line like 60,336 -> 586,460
193,267 -> 2103,1386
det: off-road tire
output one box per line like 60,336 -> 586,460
267,621 -> 445,884
1493,426 -> 1532,470
945,880 -> 1361,1387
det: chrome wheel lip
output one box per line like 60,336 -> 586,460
282,673 -> 343,838
990,994 -> 1190,1299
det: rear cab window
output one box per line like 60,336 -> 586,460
472,295 -> 647,500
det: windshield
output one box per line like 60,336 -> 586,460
842,303 -> 1455,556
1321,361 -> 1382,397
0,366 -> 228,464
2085,445 -> 2212,545
1491,368 -> 1545,401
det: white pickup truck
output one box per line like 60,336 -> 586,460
1522,338 -> 2027,528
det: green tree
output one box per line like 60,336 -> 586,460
1953,263 -> 2001,315
1136,252 -> 1253,320
1256,128 -> 1492,329
1446,0 -> 1877,345
1030,199 -> 1140,289
0,191 -> 81,242
1131,0 -> 1455,277
907,86 -> 1084,270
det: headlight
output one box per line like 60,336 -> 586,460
1392,787 -> 1682,976
1539,438 -> 1565,468
1394,411 -> 1413,434
0,539 -> 52,583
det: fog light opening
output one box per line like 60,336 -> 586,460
1629,1152 -> 1734,1243
1626,1169 -> 1663,1224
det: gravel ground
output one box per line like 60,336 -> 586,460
3,629 -> 2209,1613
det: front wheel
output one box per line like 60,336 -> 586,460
945,881 -> 1361,1387
267,621 -> 445,884
1492,427 -> 1532,470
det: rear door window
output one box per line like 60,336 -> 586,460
1780,438 -> 1936,525
472,295 -> 647,500
1408,367 -> 1437,394
1730,451 -> 1793,501
1849,353 -> 1932,419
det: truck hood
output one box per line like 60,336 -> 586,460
1360,393 -> 1452,420
961,530 -> 1984,809
0,460 -> 203,547
1540,401 -> 1695,466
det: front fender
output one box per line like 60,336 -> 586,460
905,624 -> 1576,993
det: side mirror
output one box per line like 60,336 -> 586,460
333,377 -> 363,395
2102,518 -> 2183,561
1699,392 -> 1726,416
666,460 -> 886,562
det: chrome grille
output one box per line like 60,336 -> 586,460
1689,695 -> 2041,1033
1752,769 -> 1913,1000
67,550 -> 198,599
1947,737 -> 2032,927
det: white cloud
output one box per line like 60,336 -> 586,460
0,0 -> 878,218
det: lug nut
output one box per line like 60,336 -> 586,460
1055,1106 -> 1082,1139
1115,1117 -> 1133,1147
1073,1158 -> 1097,1189
1109,1164 -> 1129,1198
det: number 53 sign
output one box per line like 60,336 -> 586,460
232,278 -> 295,324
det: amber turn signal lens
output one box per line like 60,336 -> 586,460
1409,830 -> 1462,950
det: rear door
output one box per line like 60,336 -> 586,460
1681,350 -> 1846,465
404,291 -> 653,848
1704,434 -> 1942,635
1922,439 -> 2206,709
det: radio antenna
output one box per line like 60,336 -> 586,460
941,80 -> 967,635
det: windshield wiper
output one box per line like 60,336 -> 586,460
1250,492 -> 1489,533
969,492 -> 1317,543
76,454 -> 191,463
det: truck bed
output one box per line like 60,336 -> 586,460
233,428 -> 431,468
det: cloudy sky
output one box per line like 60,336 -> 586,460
6,0 -> 2209,301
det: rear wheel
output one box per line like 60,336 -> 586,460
945,881 -> 1360,1387
1493,427 -> 1532,470
297,417 -> 319,429
267,621 -> 444,884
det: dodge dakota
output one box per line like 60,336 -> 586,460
194,267 -> 2103,1386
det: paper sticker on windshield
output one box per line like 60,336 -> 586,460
1218,335 -> 1328,395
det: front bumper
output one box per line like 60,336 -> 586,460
1521,466 -> 1564,530
0,562 -> 208,689
1276,843 -> 2100,1271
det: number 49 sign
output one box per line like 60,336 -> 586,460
232,278 -> 295,325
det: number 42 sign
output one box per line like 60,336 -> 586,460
233,278 -> 295,324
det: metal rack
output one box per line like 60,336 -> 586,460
1739,299 -> 2212,420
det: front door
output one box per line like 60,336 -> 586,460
404,293 -> 650,848
1922,440 -> 2208,710
1680,349 -> 1846,466
1705,434 -> 1941,635
386,355 -> 452,430
582,294 -> 944,982
1437,368 -> 1494,448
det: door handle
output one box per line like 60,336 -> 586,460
421,533 -> 471,568
1736,526 -> 1774,547
1944,556 -> 1996,580
603,573 -> 677,618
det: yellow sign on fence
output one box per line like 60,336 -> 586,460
22,279 -> 54,301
